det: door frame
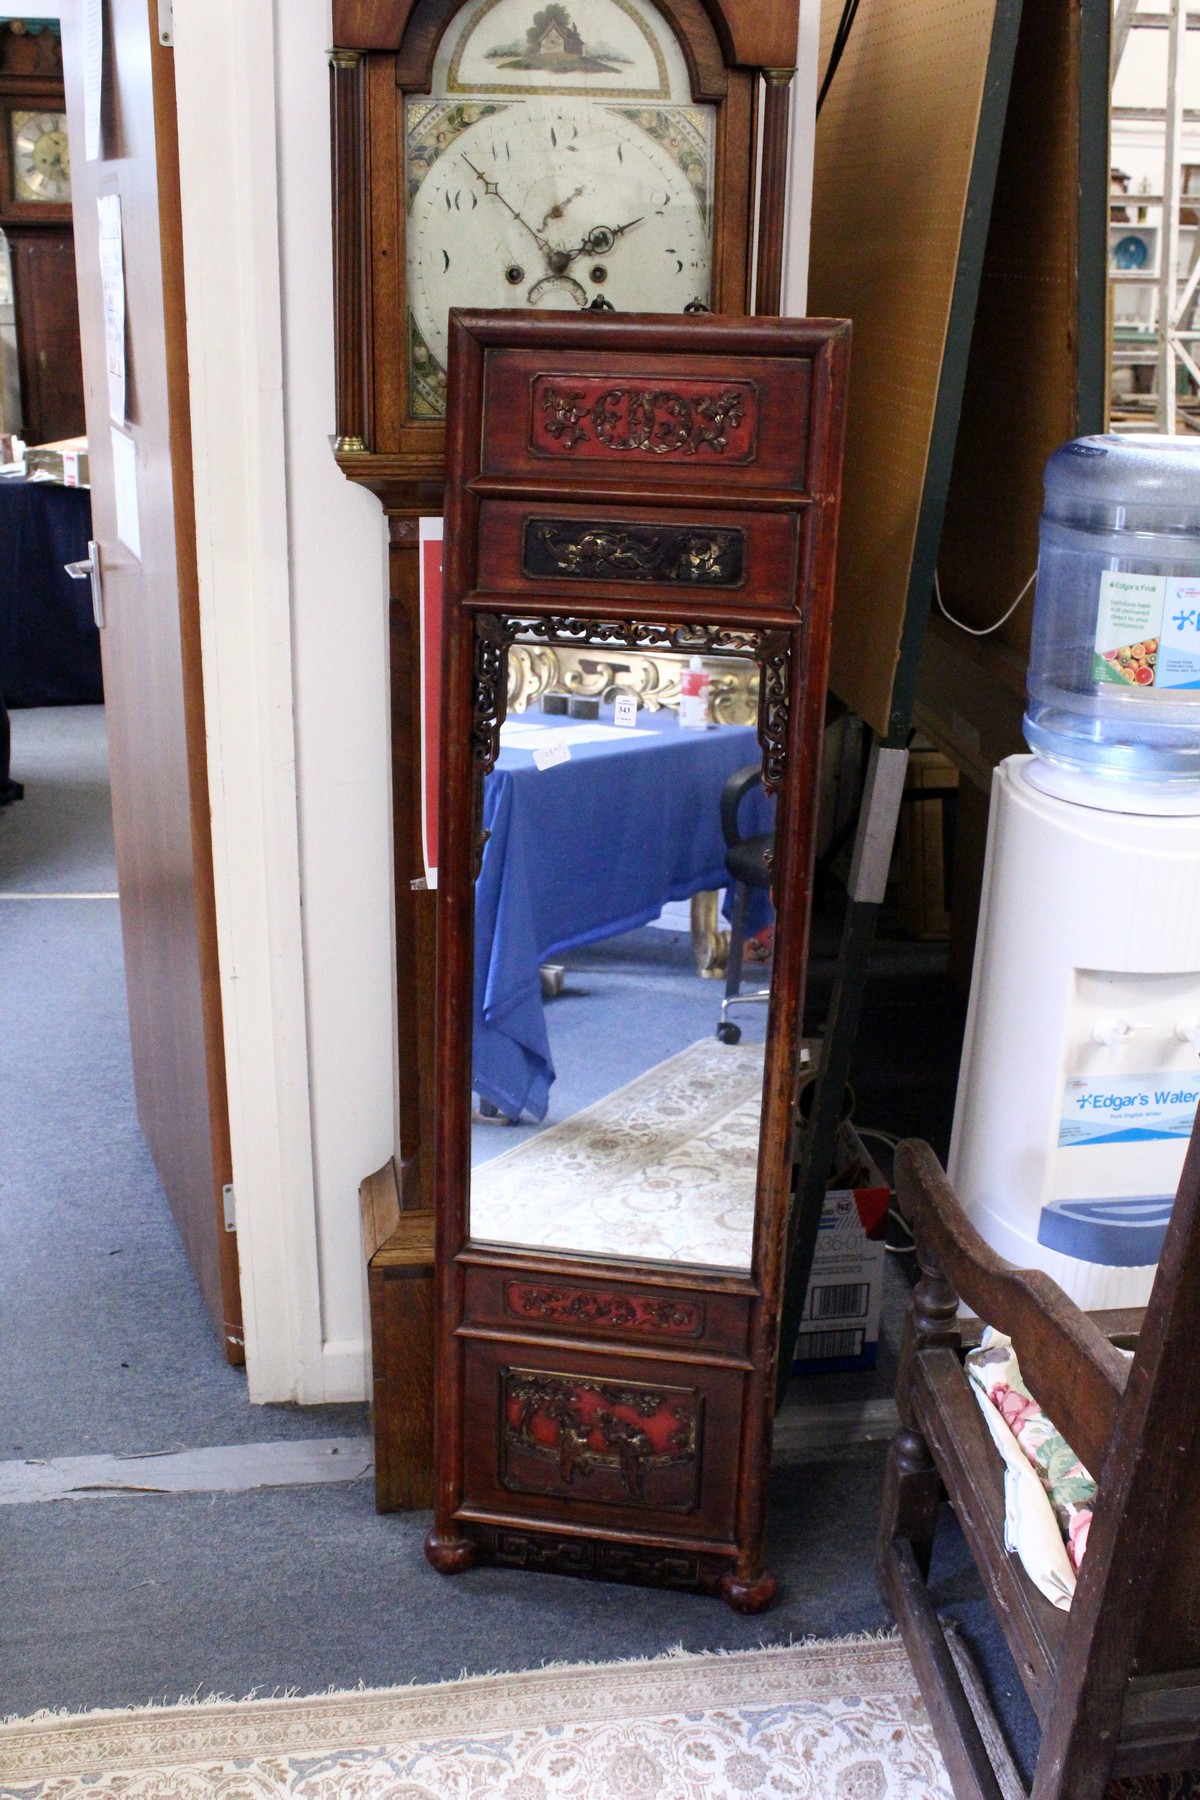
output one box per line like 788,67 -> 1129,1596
170,0 -> 327,1403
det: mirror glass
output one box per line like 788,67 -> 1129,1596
0,230 -> 22,436
468,638 -> 776,1273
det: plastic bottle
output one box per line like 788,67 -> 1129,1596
680,656 -> 711,730
1024,434 -> 1200,791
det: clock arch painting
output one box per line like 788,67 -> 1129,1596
405,0 -> 716,418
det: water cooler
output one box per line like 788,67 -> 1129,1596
950,435 -> 1200,1309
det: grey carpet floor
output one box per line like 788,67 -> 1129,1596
0,706 -> 1039,1781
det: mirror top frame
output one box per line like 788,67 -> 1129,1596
428,308 -> 849,1609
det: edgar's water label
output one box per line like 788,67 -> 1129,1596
1094,573 -> 1200,692
1059,1071 -> 1200,1147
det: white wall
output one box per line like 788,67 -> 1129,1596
173,0 -> 820,1405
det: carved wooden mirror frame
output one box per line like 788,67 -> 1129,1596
426,310 -> 849,1609
329,0 -> 802,1216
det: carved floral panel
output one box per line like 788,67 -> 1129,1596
504,1280 -> 705,1337
501,1366 -> 702,1510
531,375 -> 759,461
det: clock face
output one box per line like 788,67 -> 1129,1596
404,0 -> 715,418
10,110 -> 71,204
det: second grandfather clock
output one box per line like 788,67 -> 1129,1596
330,0 -> 802,1209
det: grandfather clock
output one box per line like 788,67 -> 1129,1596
329,0 -> 801,1209
0,21 -> 84,443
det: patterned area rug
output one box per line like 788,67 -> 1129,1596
0,1638 -> 951,1798
471,1037 -> 764,1269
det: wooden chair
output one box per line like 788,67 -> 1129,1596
878,1127 -> 1200,1800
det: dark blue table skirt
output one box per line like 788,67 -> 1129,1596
474,708 -> 773,1121
0,475 -> 101,708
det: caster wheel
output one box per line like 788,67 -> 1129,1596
716,1021 -> 742,1044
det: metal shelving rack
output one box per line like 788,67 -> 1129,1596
1110,0 -> 1200,432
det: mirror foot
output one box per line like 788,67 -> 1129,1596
424,1530 -> 478,1576
720,1568 -> 777,1614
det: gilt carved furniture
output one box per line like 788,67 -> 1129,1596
330,0 -> 803,1215
880,1131 -> 1200,1799
425,308 -> 849,1608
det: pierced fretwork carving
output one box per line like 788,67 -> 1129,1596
756,630 -> 790,795
504,615 -> 762,657
470,614 -> 510,876
502,1367 -> 702,1510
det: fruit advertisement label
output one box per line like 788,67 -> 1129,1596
1094,572 -> 1200,695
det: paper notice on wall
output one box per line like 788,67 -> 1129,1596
83,0 -> 104,161
110,427 -> 140,560
418,517 -> 444,890
97,195 -> 125,425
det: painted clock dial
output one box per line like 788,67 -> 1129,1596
404,0 -> 716,418
10,109 -> 71,204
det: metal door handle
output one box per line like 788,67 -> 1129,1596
65,539 -> 104,628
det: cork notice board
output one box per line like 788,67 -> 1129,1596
807,0 -> 1023,738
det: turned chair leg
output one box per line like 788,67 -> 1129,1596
878,1235 -> 961,1600
878,1421 -> 942,1592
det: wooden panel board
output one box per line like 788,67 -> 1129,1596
64,0 -> 241,1357
937,0 -> 1105,658
806,0 -> 1021,737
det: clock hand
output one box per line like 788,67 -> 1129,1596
560,217 -> 645,264
462,157 -> 552,256
538,186 -> 584,234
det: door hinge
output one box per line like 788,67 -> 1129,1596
157,0 -> 173,46
222,1183 -> 237,1233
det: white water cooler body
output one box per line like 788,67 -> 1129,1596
949,755 -> 1200,1310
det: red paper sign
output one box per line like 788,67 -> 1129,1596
419,517 -> 443,890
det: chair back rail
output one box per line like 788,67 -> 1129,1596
892,1125 -> 1200,1800
1031,1122 -> 1200,1800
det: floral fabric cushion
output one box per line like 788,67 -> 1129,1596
965,1328 -> 1098,1610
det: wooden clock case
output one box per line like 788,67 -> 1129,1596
425,309 -> 849,1607
330,0 -> 802,1216
0,23 -> 84,445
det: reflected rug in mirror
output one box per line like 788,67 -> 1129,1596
0,1638 -> 951,1799
471,1037 -> 765,1268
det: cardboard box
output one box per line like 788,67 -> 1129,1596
793,1126 -> 890,1373
24,436 -> 89,487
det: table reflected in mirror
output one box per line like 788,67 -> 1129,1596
467,671 -> 776,1274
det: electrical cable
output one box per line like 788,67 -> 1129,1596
816,0 -> 865,117
853,1127 -> 917,1253
934,567 -> 1037,638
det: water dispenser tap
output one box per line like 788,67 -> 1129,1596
1091,1016 -> 1152,1049
1176,1018 -> 1200,1056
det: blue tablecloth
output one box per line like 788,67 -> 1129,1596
474,707 -> 772,1121
0,474 -> 100,707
